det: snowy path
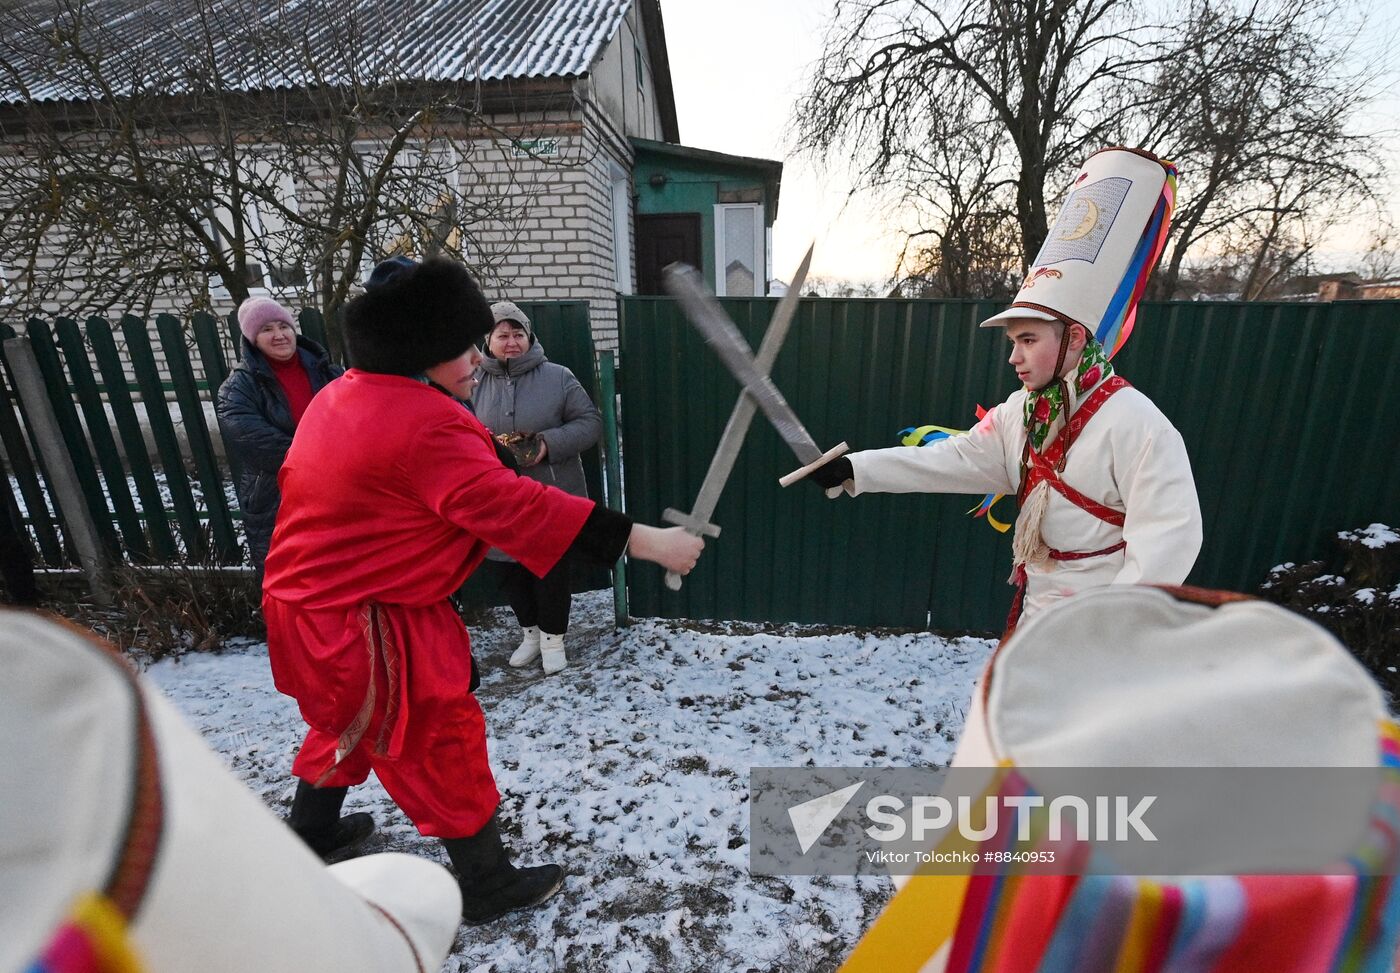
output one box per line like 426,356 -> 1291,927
145,592 -> 994,972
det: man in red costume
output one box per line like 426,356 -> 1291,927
262,257 -> 703,923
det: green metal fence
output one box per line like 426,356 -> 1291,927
619,296 -> 1400,632
0,302 -> 606,589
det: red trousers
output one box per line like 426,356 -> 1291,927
268,595 -> 500,838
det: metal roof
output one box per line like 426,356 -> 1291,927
2,0 -> 637,103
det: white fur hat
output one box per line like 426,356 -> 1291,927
0,613 -> 462,973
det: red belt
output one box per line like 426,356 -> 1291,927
1003,540 -> 1127,640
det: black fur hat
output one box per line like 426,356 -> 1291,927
344,257 -> 493,376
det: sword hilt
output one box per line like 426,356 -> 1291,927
779,441 -> 850,498
661,508 -> 722,591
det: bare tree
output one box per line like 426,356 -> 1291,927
1142,0 -> 1387,299
0,0 -> 572,348
800,275 -> 891,297
793,0 -> 1387,301
793,0 -> 1165,280
887,106 -> 1024,299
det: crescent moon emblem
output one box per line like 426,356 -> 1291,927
1059,198 -> 1100,241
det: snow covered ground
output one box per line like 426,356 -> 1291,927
144,590 -> 995,972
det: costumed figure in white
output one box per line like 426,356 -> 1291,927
806,148 -> 1202,636
840,585 -> 1400,971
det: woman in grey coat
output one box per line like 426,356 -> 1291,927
473,301 -> 602,674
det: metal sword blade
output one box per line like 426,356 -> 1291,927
665,264 -> 822,467
675,244 -> 815,525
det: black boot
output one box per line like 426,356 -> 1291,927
442,814 -> 564,924
287,780 -> 375,861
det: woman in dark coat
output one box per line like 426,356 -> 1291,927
472,301 -> 602,675
216,297 -> 343,572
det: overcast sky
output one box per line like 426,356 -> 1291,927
658,0 -> 1400,287
658,0 -> 904,288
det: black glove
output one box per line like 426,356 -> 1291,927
808,455 -> 853,490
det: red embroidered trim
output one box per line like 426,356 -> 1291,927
373,605 -> 400,757
1002,378 -> 1133,642
1024,451 -> 1127,527
1040,376 -> 1131,468
52,615 -> 167,922
316,605 -> 380,786
368,901 -> 427,973
1002,541 -> 1129,640
1152,585 -> 1255,607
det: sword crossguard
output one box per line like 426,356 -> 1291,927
661,508 -> 723,539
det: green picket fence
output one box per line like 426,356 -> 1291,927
618,296 -> 1400,632
0,303 -> 606,589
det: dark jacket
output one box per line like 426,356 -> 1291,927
216,335 -> 343,570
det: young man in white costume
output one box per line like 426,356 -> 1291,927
809,147 -> 1202,634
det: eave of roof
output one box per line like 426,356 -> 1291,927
630,136 -> 781,175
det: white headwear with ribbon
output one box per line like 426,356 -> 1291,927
1,612 -> 463,973
980,147 -> 1178,358
856,586 -> 1400,972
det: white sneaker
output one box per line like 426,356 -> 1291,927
540,632 -> 567,675
509,626 -> 541,667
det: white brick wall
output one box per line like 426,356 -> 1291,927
1,95 -> 635,363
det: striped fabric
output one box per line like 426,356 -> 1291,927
1095,166 -> 1177,361
842,722 -> 1400,973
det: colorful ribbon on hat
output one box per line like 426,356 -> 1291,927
842,720 -> 1400,973
26,892 -> 144,973
1096,163 -> 1177,360
898,411 -> 1012,534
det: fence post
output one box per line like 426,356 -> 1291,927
598,350 -> 628,627
2,336 -> 109,603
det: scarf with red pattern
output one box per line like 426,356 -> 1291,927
1021,337 -> 1115,453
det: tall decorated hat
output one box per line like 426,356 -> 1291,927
844,586 -> 1400,973
981,147 -> 1178,359
0,612 -> 463,973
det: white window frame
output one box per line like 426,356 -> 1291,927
610,162 -> 633,294
765,225 -> 775,296
355,141 -> 465,282
205,153 -> 307,297
713,203 -> 764,297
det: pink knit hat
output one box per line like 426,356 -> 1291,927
237,296 -> 296,343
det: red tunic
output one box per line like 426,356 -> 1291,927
262,370 -> 594,837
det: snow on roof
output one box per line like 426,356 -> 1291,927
2,0 -> 633,103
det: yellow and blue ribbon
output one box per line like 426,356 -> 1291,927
898,423 -> 1012,533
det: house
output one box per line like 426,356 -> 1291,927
0,0 -> 702,349
1318,277 -> 1400,301
630,138 -> 783,297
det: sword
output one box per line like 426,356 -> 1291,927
659,245 -> 816,591
664,263 -> 848,565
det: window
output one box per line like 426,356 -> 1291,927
205,155 -> 307,293
610,163 -> 633,293
713,204 -> 764,297
634,44 -> 645,91
356,142 -> 464,281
